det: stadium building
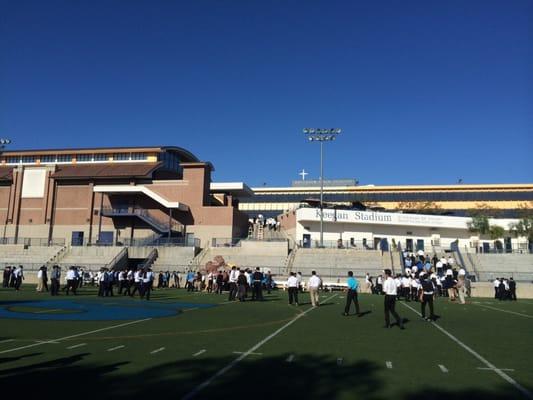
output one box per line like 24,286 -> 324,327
238,179 -> 533,219
0,146 -> 250,248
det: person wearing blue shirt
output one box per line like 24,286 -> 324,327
343,271 -> 361,316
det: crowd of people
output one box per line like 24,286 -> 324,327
248,215 -> 280,233
1,255 -> 520,312
493,277 -> 517,301
2,265 -> 25,290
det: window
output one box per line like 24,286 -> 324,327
56,154 -> 72,163
40,155 -> 56,163
93,153 -> 108,161
21,156 -> 36,163
76,154 -> 92,162
159,152 -> 180,171
6,156 -> 19,164
114,153 -> 130,161
131,152 -> 147,160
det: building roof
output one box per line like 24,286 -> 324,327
51,163 -> 162,179
251,183 -> 533,193
2,145 -> 200,162
210,182 -> 253,197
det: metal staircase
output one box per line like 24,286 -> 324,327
101,206 -> 182,234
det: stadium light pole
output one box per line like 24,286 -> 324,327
303,128 -> 341,248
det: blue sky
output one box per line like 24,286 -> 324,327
1,0 -> 531,186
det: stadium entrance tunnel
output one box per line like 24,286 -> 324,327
0,299 -> 216,321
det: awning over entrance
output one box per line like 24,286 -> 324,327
93,185 -> 189,211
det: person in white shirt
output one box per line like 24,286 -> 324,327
410,277 -> 419,302
118,269 -> 126,294
130,269 -> 143,297
65,266 -> 78,295
493,277 -> 501,299
383,269 -> 404,329
287,272 -> 299,305
394,275 -> 402,299
36,267 -> 44,292
308,271 -> 322,307
365,273 -> 371,293
228,267 -> 239,301
13,265 -> 24,291
296,272 -> 303,292
141,268 -> 154,300
401,275 -> 411,301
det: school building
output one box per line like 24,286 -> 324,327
0,146 -> 250,248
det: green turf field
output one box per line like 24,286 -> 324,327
1,285 -> 532,400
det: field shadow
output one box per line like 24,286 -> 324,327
0,352 -> 530,400
0,352 -> 43,365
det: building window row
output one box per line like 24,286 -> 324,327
2,152 -> 148,165
243,191 -> 533,203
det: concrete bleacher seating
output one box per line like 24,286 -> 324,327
0,244 -> 65,270
474,254 -> 533,282
59,246 -> 123,270
149,247 -> 196,270
291,248 -> 391,279
198,240 -> 289,272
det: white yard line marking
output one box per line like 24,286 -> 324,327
66,343 -> 87,350
0,318 -> 152,355
478,367 -> 515,372
34,309 -> 62,314
438,364 -> 448,373
35,340 -> 60,344
286,354 -> 294,363
475,304 -> 533,319
400,302 -> 533,400
182,293 -> 338,400
0,339 -> 14,344
386,361 -> 393,369
150,347 -> 165,354
233,351 -> 262,356
193,349 -> 206,357
107,345 -> 125,352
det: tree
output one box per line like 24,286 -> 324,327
509,202 -> 533,241
395,201 -> 442,214
489,225 -> 504,240
467,203 -> 502,218
467,214 -> 490,235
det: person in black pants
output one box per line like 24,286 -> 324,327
216,271 -> 224,294
343,271 -> 361,316
50,265 -> 60,296
383,269 -> 404,329
419,273 -> 436,321
251,268 -> 264,301
287,272 -> 299,305
509,278 -> 517,301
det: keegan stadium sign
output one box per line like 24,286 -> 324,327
297,208 -> 472,229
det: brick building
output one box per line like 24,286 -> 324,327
0,146 -> 250,247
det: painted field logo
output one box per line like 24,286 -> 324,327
0,299 -> 215,321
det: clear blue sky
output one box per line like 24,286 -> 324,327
1,0 -> 531,187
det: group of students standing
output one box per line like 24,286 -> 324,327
2,265 -> 25,290
493,277 -> 517,301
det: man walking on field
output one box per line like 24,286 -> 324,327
308,271 -> 321,307
343,271 -> 361,316
383,269 -> 404,329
